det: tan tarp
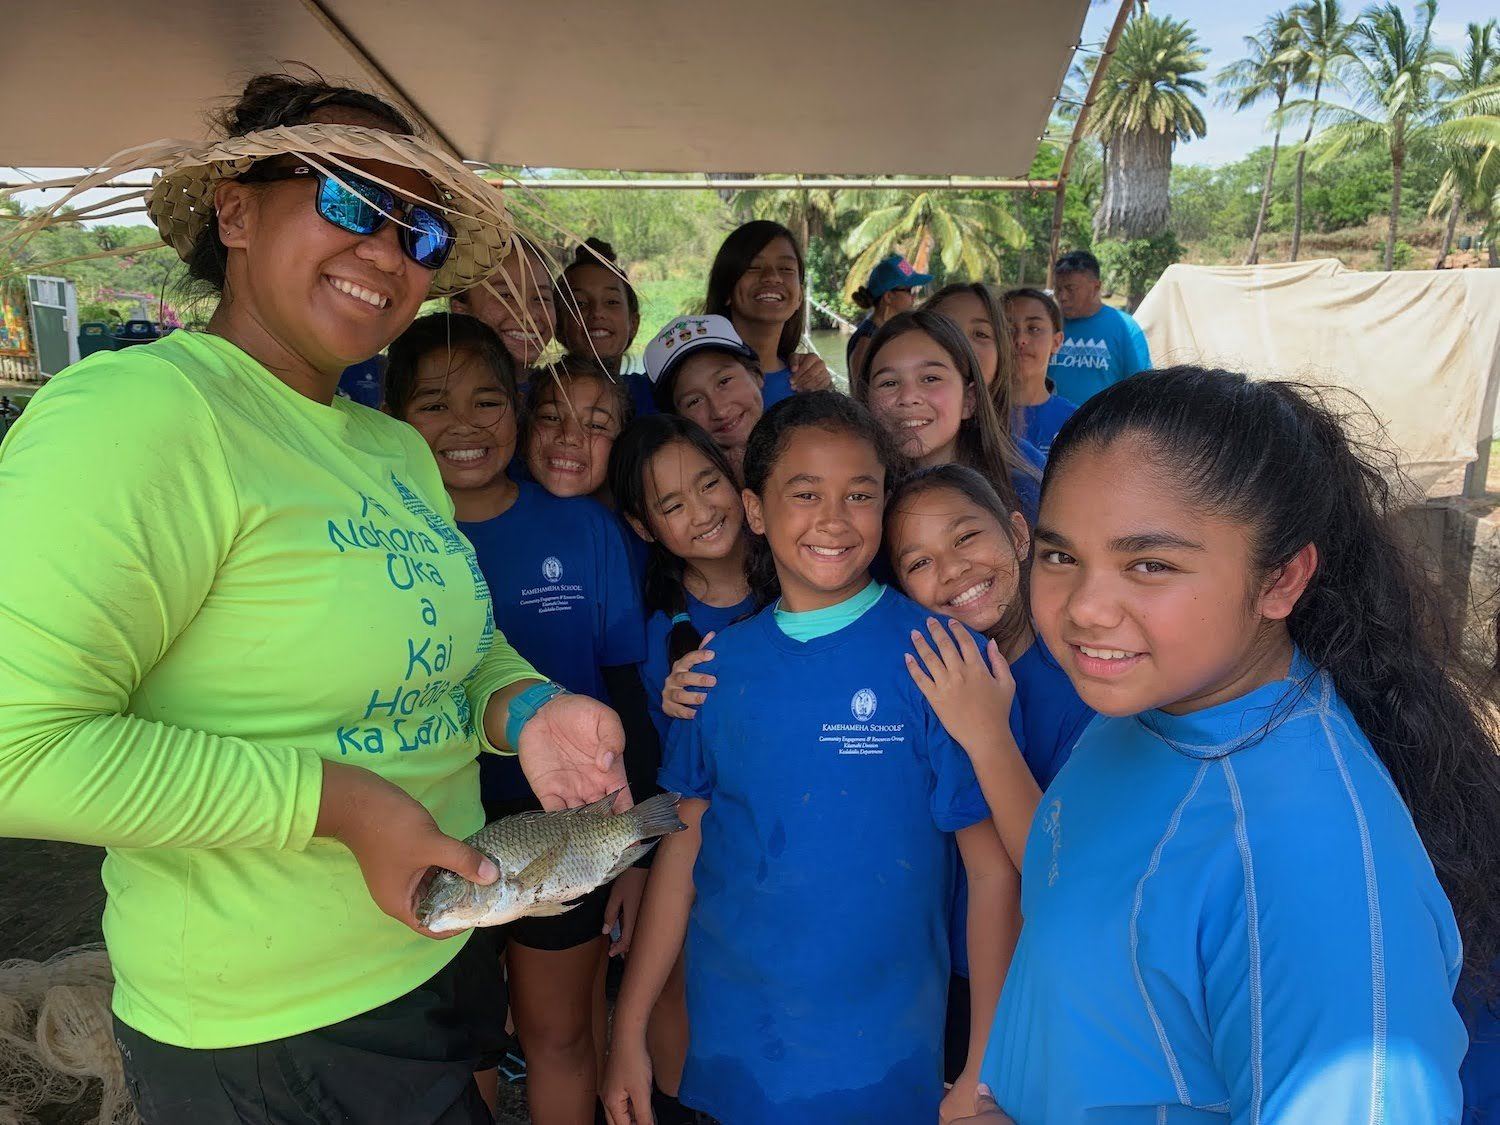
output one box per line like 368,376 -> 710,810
0,1 -> 1087,174
1134,260 -> 1500,497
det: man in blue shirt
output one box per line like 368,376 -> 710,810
1047,250 -> 1152,404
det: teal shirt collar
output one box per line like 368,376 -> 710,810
773,580 -> 886,642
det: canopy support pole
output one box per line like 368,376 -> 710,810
1047,0 -> 1135,288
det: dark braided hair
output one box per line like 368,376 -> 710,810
1050,365 -> 1500,993
186,70 -> 414,293
741,391 -> 906,609
609,415 -> 745,664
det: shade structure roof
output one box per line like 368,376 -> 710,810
1,0 -> 1089,175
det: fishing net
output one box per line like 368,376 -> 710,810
0,947 -> 137,1125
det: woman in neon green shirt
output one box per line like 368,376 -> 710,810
0,74 -> 627,1124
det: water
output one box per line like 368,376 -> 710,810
806,327 -> 851,388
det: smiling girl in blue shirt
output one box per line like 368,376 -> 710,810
608,413 -> 754,1114
971,367 -> 1499,1124
389,314 -> 649,1124
604,393 -> 1018,1125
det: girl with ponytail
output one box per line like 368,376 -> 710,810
978,365 -> 1498,1123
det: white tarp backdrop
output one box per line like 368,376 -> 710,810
1134,260 -> 1500,498
0,1 -> 1088,175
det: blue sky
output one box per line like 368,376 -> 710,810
1080,0 -> 1497,166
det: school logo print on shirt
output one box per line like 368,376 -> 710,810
1051,337 -> 1112,371
520,554 -> 585,616
821,689 -> 903,757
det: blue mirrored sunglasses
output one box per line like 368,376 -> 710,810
238,162 -> 456,272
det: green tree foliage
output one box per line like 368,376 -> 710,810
1297,0 -> 1451,268
1284,0 -> 1355,259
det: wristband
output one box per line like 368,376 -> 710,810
505,681 -> 568,749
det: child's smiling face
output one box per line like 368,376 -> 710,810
525,374 -> 622,499
634,439 -> 744,564
887,485 -> 1027,636
743,426 -> 884,613
401,346 -> 516,493
1030,435 -> 1310,718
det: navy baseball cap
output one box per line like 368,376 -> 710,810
866,254 -> 932,298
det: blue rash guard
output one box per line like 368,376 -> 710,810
459,482 -> 645,800
1011,438 -> 1047,527
951,636 -> 1095,977
639,592 -> 755,743
982,652 -> 1467,1123
658,585 -> 989,1124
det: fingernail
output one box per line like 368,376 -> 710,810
977,1084 -> 993,1097
477,859 -> 498,883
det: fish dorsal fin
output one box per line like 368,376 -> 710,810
570,789 -> 623,816
513,838 -> 566,886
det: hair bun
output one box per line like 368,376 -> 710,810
576,237 -> 618,266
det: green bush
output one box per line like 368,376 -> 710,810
1094,232 -> 1183,309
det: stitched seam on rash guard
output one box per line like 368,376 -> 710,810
1130,759 -> 1211,1107
1321,708 -> 1387,1124
1221,759 -> 1264,1125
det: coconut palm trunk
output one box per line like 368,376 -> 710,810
1438,195 -> 1461,267
1385,127 -> 1405,271
1247,119 -> 1284,264
1291,73 -> 1324,262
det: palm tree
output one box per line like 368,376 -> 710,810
1302,0 -> 1450,271
729,184 -> 843,254
1429,21 -> 1500,264
840,191 -> 1025,297
1217,10 -> 1306,263
1089,13 -> 1209,241
1284,1 -> 1353,260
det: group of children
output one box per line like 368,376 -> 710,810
377,217 -> 1498,1125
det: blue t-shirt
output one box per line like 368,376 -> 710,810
1461,970 -> 1500,1123
761,365 -> 795,409
624,370 -> 658,420
459,482 -> 646,800
1017,394 -> 1077,456
951,636 -> 1093,976
659,587 -> 989,1124
639,592 -> 755,743
336,357 -> 384,408
1012,438 -> 1046,526
982,653 -> 1467,1123
1046,305 -> 1151,405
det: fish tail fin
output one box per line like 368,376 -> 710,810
603,839 -> 661,883
628,792 -> 686,841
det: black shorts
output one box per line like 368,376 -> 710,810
115,931 -> 507,1125
945,971 -> 971,1085
482,795 -> 610,952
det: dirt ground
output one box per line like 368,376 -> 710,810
0,839 -> 532,1124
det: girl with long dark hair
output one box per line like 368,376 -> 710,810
979,367 -> 1498,1123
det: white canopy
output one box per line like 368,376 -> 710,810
1,0 -> 1088,174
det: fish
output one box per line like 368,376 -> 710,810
417,790 -> 685,934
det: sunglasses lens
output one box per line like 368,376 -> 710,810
405,207 -> 456,271
317,174 -> 390,236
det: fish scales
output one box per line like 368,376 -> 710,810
418,790 -> 685,933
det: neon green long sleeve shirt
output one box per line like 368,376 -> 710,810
0,331 -> 537,1049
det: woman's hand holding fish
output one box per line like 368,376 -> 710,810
603,866 -> 648,956
515,691 -> 632,812
663,632 -> 716,720
905,619 -> 1016,753
315,760 -> 498,938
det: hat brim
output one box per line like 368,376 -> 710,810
144,124 -> 513,298
652,339 -> 759,409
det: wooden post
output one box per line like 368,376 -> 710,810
1048,0 -> 1136,288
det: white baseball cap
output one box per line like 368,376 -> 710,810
643,314 -> 758,406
